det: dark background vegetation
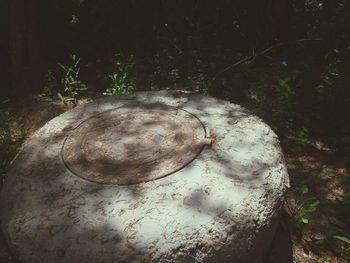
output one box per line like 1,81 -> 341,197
0,0 -> 349,261
1,0 -> 349,148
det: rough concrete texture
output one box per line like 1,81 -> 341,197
0,90 -> 289,263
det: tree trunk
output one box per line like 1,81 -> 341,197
9,0 -> 46,98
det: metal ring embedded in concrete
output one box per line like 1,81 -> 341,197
61,104 -> 207,185
0,90 -> 289,263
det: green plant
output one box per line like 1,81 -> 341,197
103,53 -> 136,96
308,232 -> 350,245
296,127 -> 310,141
149,49 -> 183,89
270,78 -> 296,134
57,54 -> 88,104
187,72 -> 212,92
42,70 -> 59,99
287,184 -> 320,226
103,73 -> 135,96
305,232 -> 350,260
168,68 -> 180,83
249,76 -> 297,137
332,235 -> 350,245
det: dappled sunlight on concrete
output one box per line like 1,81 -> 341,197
1,90 -> 289,262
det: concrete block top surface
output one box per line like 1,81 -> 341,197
0,90 -> 289,263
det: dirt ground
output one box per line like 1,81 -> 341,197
283,135 -> 350,263
266,133 -> 350,263
0,96 -> 349,263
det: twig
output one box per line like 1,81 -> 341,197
296,38 -> 321,42
213,38 -> 322,79
213,43 -> 283,79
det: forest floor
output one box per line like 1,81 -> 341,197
0,94 -> 349,263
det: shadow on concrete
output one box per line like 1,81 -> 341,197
1,91 -> 291,262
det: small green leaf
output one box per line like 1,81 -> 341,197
311,234 -> 327,245
57,92 -> 64,101
306,206 -> 317,213
58,63 -> 66,70
300,185 -> 309,196
301,217 -> 309,224
306,199 -> 320,212
332,235 -> 350,244
303,235 -> 312,242
314,234 -> 326,240
78,84 -> 88,91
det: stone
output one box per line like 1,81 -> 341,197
0,90 -> 289,263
